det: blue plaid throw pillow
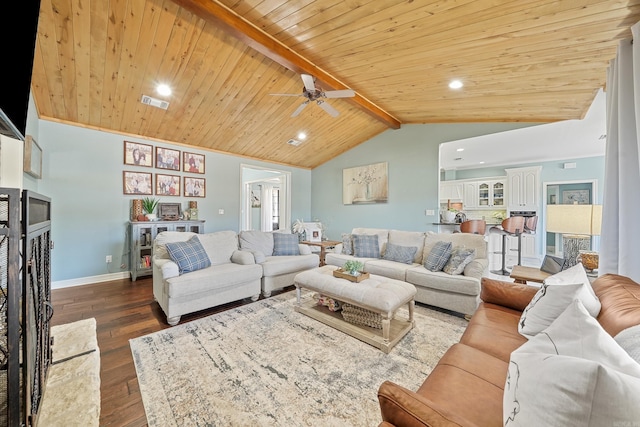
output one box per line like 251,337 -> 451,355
383,242 -> 418,264
352,234 -> 380,258
273,233 -> 300,256
424,241 -> 453,272
165,236 -> 211,274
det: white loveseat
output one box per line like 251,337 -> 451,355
238,230 -> 320,297
325,228 -> 489,316
153,230 -> 263,325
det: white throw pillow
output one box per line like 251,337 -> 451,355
504,299 -> 640,426
615,325 -> 640,364
518,282 -> 583,338
543,263 -> 601,316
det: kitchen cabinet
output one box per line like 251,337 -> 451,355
463,182 -> 478,208
477,179 -> 506,208
506,166 -> 541,211
440,180 -> 463,202
128,220 -> 205,281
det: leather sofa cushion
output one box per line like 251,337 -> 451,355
480,277 -> 539,311
592,273 -> 640,336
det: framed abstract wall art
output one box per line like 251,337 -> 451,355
342,162 -> 388,205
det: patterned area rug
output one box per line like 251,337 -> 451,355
130,291 -> 467,426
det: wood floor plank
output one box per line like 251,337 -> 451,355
51,276 -> 294,426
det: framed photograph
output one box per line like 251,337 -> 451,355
156,147 -> 181,171
123,171 -> 152,195
183,152 -> 205,174
24,135 -> 43,178
562,189 -> 590,205
123,141 -> 153,167
184,177 -> 206,197
156,174 -> 181,196
303,222 -> 322,242
342,162 -> 388,205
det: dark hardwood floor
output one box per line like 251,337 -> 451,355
51,277 -> 291,427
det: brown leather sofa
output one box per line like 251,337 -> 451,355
377,274 -> 640,426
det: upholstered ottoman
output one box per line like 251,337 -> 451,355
293,265 -> 417,353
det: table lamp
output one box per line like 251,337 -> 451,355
546,204 -> 602,269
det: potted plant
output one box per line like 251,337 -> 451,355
142,197 -> 159,221
343,260 -> 364,276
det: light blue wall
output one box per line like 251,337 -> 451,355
310,123 -> 538,240
34,120 -> 311,283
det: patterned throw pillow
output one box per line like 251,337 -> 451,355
382,242 -> 418,264
424,241 -> 453,272
165,236 -> 211,274
442,247 -> 476,275
272,233 -> 300,256
352,234 -> 380,258
341,233 -> 354,255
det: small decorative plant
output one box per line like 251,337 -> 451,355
142,197 -> 159,215
343,260 -> 364,276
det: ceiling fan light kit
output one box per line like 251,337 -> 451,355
270,74 -> 355,118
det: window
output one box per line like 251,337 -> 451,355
271,188 -> 280,230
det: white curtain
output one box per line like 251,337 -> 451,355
260,184 -> 274,231
600,22 -> 640,281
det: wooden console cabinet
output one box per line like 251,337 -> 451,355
128,220 -> 205,281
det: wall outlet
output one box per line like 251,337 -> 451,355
426,209 -> 435,215
106,255 -> 112,263
218,209 -> 224,215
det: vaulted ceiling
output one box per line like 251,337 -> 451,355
31,0 -> 640,169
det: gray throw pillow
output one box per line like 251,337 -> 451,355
341,233 -> 353,255
442,247 -> 476,275
352,234 -> 379,258
382,242 -> 418,264
424,241 -> 452,272
272,233 -> 300,256
165,236 -> 211,274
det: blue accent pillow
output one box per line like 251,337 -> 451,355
165,236 -> 211,274
442,247 -> 476,275
352,234 -> 380,258
383,243 -> 418,264
273,233 -> 300,256
424,241 -> 452,272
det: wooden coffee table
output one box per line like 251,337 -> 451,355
509,265 -> 551,284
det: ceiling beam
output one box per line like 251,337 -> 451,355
170,0 -> 401,130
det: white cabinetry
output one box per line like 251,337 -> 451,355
463,182 -> 478,208
506,166 -> 541,211
0,134 -> 24,189
440,181 -> 463,202
477,179 -> 506,208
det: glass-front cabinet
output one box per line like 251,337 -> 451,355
477,179 -> 505,208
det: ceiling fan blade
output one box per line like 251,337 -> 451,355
291,101 -> 309,117
323,89 -> 355,98
269,93 -> 304,97
301,74 -> 316,92
317,100 -> 339,117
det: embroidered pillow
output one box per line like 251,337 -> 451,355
272,233 -> 300,256
165,236 -> 211,274
382,243 -> 418,264
518,282 -> 583,338
542,263 -> 601,317
504,299 -> 640,426
423,241 -> 453,272
341,233 -> 354,255
352,234 -> 380,258
442,247 -> 475,275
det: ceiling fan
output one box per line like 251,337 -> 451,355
270,74 -> 355,117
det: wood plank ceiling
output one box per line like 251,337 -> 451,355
31,0 -> 640,169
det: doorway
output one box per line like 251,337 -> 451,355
542,179 -> 598,256
240,164 -> 291,232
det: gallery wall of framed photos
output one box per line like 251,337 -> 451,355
122,141 -> 206,197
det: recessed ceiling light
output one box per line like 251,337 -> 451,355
297,132 -> 307,140
449,80 -> 463,89
156,83 -> 172,96
479,161 -> 485,164
456,148 -> 464,152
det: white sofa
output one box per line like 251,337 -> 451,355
153,230 -> 263,325
238,230 -> 320,297
325,228 -> 489,316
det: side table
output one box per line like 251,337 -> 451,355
301,240 -> 341,266
509,265 -> 551,284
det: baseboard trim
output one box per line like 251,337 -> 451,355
52,271 -> 130,289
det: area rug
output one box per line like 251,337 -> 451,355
38,317 -> 101,426
130,291 -> 467,426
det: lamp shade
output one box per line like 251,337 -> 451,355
546,204 -> 602,236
